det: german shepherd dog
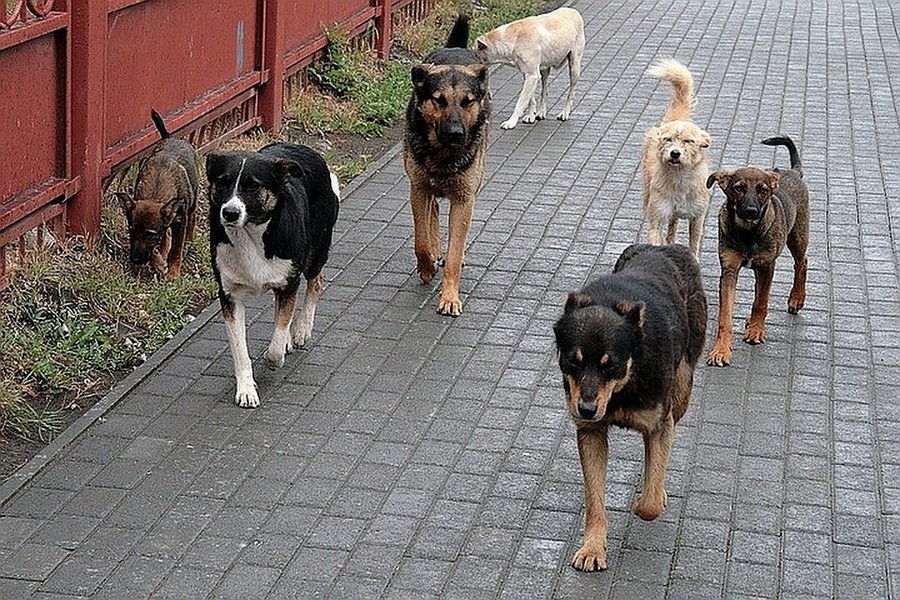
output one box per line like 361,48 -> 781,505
118,109 -> 199,280
206,143 -> 339,408
404,15 -> 491,316
706,136 -> 809,366
553,244 -> 707,571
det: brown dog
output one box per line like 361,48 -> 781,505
404,15 -> 490,316
706,136 -> 809,366
119,109 -> 199,280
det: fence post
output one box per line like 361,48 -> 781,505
259,0 -> 285,134
68,0 -> 106,238
374,0 -> 392,60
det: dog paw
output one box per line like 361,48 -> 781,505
264,337 -> 291,370
633,489 -> 667,521
500,118 -> 518,130
557,111 -> 570,121
235,387 -> 260,409
707,345 -> 732,366
743,326 -> 766,345
437,295 -> 462,317
572,542 -> 608,572
522,113 -> 537,124
292,325 -> 313,348
787,296 -> 805,314
417,258 -> 438,284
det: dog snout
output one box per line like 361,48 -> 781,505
220,198 -> 246,226
129,247 -> 151,265
442,115 -> 467,146
577,399 -> 598,420
668,149 -> 681,162
739,204 -> 761,221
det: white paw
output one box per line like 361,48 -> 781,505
500,118 -> 518,130
522,113 -> 537,124
557,111 -> 570,121
235,385 -> 259,408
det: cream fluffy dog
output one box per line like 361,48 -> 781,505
474,7 -> 585,130
642,59 -> 711,259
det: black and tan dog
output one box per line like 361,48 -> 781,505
118,109 -> 199,280
404,14 -> 490,316
554,244 -> 707,571
706,136 -> 809,366
206,143 -> 339,408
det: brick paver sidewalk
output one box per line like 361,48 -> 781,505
2,0 -> 898,598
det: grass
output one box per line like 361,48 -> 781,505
0,0 -> 547,451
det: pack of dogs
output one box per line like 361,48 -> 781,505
115,8 -> 811,574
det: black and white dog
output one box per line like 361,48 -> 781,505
206,143 -> 339,408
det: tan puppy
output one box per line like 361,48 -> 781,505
642,60 -> 711,259
474,7 -> 585,130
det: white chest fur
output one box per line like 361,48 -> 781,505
215,221 -> 295,295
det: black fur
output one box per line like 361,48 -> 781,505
554,244 -> 707,419
206,143 -> 338,281
761,135 -> 802,175
150,108 -> 171,139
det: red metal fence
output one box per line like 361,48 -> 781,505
0,0 -> 427,290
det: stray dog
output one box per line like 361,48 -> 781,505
118,109 -> 199,280
706,136 -> 809,366
404,14 -> 490,316
206,143 -> 339,408
474,7 -> 584,130
642,60 -> 711,259
553,244 -> 707,571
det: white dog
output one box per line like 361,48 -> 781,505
474,7 -> 585,130
641,59 -> 711,259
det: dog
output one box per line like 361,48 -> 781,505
205,143 -> 339,408
474,7 -> 584,130
404,14 -> 490,316
553,243 -> 707,571
118,109 -> 199,280
641,60 -> 711,259
706,136 -> 809,366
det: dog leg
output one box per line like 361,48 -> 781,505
151,228 -> 172,277
665,218 -> 679,245
536,67 -> 550,120
745,262 -> 775,344
265,287 -> 298,370
437,196 -> 474,316
634,413 -> 674,521
787,229 -> 808,314
503,72 -> 540,129
222,295 -> 259,408
707,251 -> 741,366
410,182 -> 439,283
687,214 -> 705,259
573,425 -> 609,571
293,273 -> 324,347
558,49 -> 581,121
167,221 -> 186,281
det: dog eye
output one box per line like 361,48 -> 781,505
461,97 -> 474,108
757,186 -> 769,196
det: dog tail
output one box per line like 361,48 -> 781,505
445,14 -> 470,48
150,109 -> 171,139
761,136 -> 802,176
329,172 -> 341,202
648,59 -> 695,123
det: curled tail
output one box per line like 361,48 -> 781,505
150,109 -> 171,139
761,136 -> 802,176
445,14 -> 470,48
647,59 -> 695,123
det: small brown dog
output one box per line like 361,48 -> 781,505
642,60 -> 711,259
405,15 -> 490,316
706,136 -> 809,366
118,109 -> 199,280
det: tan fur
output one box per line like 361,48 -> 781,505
474,7 -> 585,129
641,60 -> 711,259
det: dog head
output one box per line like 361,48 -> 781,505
473,29 -> 512,65
410,63 -> 489,148
206,151 -> 302,230
117,191 -> 181,268
707,167 -> 780,225
646,121 -> 710,168
553,295 -> 644,422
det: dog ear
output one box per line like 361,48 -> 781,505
469,64 -> 489,98
411,65 -> 432,98
205,153 -> 230,182
614,301 -> 645,329
160,196 -> 181,225
116,191 -> 135,215
707,171 -> 729,190
699,131 -> 711,149
768,170 -> 780,193
475,39 -> 489,54
274,159 -> 303,182
564,292 -> 593,314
